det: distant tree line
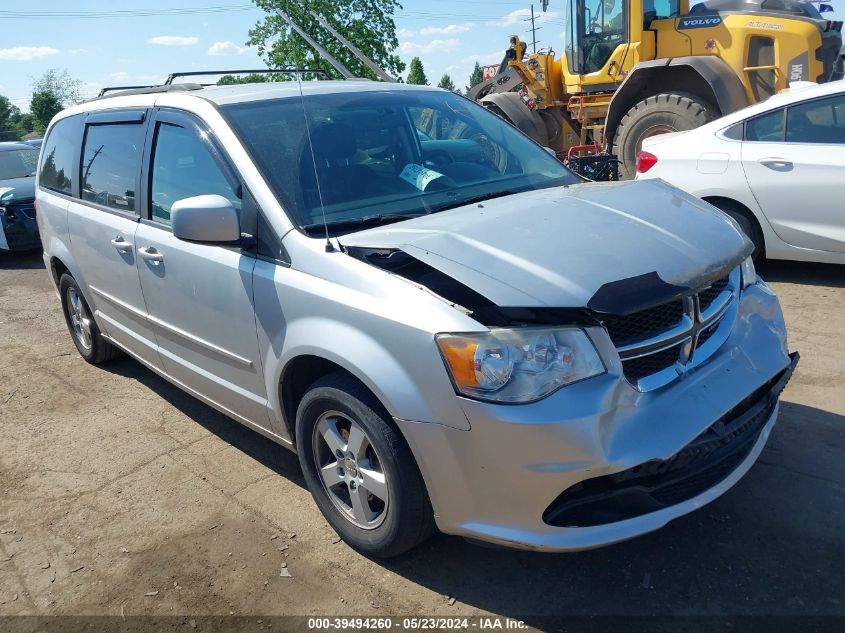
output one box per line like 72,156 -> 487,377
0,69 -> 84,141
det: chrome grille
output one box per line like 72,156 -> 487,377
601,300 -> 685,347
602,269 -> 739,391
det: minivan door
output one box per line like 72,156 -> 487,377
741,95 -> 845,253
133,110 -> 270,429
66,110 -> 163,369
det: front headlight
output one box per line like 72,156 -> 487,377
436,327 -> 606,403
741,256 -> 757,289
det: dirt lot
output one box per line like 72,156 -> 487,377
1,250 -> 843,629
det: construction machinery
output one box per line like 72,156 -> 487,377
470,0 -> 843,178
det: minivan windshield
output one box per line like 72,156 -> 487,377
222,90 -> 579,235
0,147 -> 39,180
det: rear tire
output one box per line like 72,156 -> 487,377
707,199 -> 765,262
295,372 -> 435,558
613,92 -> 717,180
59,273 -> 122,364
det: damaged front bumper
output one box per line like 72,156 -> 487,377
395,282 -> 796,551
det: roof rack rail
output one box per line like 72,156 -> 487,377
164,68 -> 331,85
98,85 -> 158,97
87,83 -> 204,102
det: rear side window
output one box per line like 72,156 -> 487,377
745,108 -> 784,142
149,122 -> 240,225
786,94 -> 845,144
39,116 -> 80,195
81,123 -> 145,213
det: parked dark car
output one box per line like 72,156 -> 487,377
0,142 -> 40,252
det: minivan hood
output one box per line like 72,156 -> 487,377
340,179 -> 751,309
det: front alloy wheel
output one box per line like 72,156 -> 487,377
66,287 -> 93,351
312,411 -> 389,529
296,372 -> 435,557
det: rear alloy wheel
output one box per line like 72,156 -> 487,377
296,372 -> 435,558
59,273 -> 122,364
613,92 -> 717,180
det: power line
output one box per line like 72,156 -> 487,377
0,5 -> 256,19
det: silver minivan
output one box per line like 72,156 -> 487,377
36,79 -> 797,557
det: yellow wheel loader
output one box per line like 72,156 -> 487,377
469,0 -> 843,179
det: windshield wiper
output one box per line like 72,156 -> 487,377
302,213 -> 426,234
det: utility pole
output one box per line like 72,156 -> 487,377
525,4 -> 541,53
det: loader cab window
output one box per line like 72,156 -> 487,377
645,0 -> 680,22
566,0 -> 626,75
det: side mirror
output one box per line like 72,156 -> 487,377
171,194 -> 240,244
819,3 -> 833,12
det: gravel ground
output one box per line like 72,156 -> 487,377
0,250 -> 843,630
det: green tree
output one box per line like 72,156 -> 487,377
407,57 -> 428,85
0,95 -> 14,141
248,0 -> 405,81
30,91 -> 63,133
467,61 -> 483,92
32,69 -> 84,106
437,73 -> 456,92
217,73 -> 269,85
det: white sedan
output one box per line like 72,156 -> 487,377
635,80 -> 845,264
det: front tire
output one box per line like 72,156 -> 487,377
59,273 -> 122,364
613,92 -> 717,180
295,372 -> 435,558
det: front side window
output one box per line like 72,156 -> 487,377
223,90 -> 578,235
786,94 -> 845,144
39,116 -> 79,194
0,147 -> 39,180
149,122 -> 240,225
582,0 -> 626,73
81,123 -> 145,212
745,108 -> 785,142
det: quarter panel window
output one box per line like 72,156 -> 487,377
786,94 -> 845,144
81,123 -> 145,212
744,109 -> 784,142
39,116 -> 80,195
150,122 -> 240,225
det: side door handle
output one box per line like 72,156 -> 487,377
759,157 -> 793,170
137,246 -> 164,263
110,236 -> 133,252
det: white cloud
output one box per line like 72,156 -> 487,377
487,9 -> 559,27
396,28 -> 415,38
67,48 -> 89,55
148,35 -> 199,46
399,38 -> 461,55
110,71 -> 129,80
419,24 -> 470,36
0,46 -> 60,61
208,41 -> 247,56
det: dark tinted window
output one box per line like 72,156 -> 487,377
745,109 -> 784,142
150,122 -> 240,225
81,123 -> 145,212
39,116 -> 79,194
0,147 -> 39,180
786,94 -> 845,144
722,122 -> 743,140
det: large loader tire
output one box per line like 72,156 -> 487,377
613,92 -> 717,180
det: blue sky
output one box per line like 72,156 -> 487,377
0,1 -> 841,111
